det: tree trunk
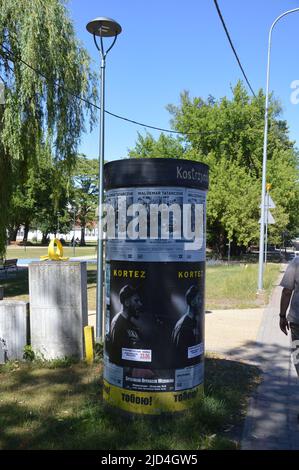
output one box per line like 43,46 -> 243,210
23,221 -> 30,242
42,232 -> 49,244
9,225 -> 20,242
229,241 -> 247,258
218,230 -> 226,259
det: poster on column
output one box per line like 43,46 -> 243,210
103,159 -> 209,414
104,260 -> 205,393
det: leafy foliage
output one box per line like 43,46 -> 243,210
7,147 -> 73,242
71,155 -> 98,245
23,345 -> 35,362
0,0 -> 97,255
129,132 -> 186,159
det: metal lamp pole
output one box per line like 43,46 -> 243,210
86,17 -> 122,341
264,187 -> 269,264
258,8 -> 299,293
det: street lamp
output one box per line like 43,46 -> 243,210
86,17 -> 122,341
258,8 -> 299,295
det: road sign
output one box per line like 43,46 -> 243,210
259,194 -> 276,209
266,211 -> 275,224
266,194 -> 275,209
259,211 -> 275,225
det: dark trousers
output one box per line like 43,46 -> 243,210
290,322 -> 299,377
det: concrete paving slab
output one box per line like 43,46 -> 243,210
205,308 -> 264,360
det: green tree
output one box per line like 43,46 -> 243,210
71,155 -> 98,246
129,132 -> 186,160
0,0 -> 97,255
167,83 -> 299,254
7,146 -> 73,244
29,151 -> 73,243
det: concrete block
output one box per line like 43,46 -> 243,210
0,300 -> 29,361
29,261 -> 88,360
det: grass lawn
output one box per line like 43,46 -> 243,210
85,262 -> 282,311
0,262 -> 281,310
205,262 -> 280,309
86,262 -> 281,311
0,356 -> 261,450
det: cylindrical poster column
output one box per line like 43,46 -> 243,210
103,158 -> 209,414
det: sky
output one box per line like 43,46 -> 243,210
68,0 -> 299,161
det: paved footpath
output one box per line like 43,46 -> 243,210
241,266 -> 299,450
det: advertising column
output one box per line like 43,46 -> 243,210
103,158 -> 209,414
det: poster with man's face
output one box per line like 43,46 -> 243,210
105,260 -> 205,391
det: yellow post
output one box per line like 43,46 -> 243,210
84,326 -> 95,364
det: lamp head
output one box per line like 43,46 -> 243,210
86,17 -> 122,37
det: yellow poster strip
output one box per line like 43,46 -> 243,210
103,380 -> 204,415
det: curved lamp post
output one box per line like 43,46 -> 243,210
86,17 -> 122,341
258,8 -> 299,294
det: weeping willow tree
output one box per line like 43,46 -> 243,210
0,0 -> 97,256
